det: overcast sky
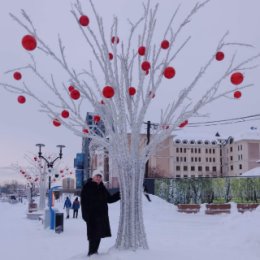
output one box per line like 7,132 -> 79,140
0,0 -> 260,183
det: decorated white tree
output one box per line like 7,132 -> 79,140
1,0 -> 259,250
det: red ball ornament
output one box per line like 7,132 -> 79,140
179,120 -> 188,128
102,86 -> 115,98
68,85 -> 74,92
79,15 -> 90,26
83,128 -> 89,134
231,72 -> 244,85
93,115 -> 101,123
17,95 -> 26,104
161,40 -> 170,49
128,87 -> 136,96
164,66 -> 176,79
53,118 -> 61,127
215,51 -> 224,61
70,89 -> 81,100
111,36 -> 120,44
138,46 -> 146,56
108,52 -> 113,60
141,61 -> 151,71
13,72 -> 22,80
34,157 -> 37,161
100,100 -> 105,105
234,90 -> 242,99
22,35 -> 37,51
61,110 -> 69,118
145,70 -> 149,76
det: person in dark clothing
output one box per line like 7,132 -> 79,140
143,184 -> 151,202
80,170 -> 120,257
63,196 -> 72,219
72,197 -> 80,218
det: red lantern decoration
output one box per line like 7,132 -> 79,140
111,36 -> 119,44
53,118 -> 61,127
108,52 -> 113,60
234,90 -> 242,99
83,128 -> 89,134
128,87 -> 136,96
68,85 -> 74,92
93,115 -> 101,123
161,40 -> 170,49
13,72 -> 22,80
79,15 -> 90,26
22,35 -> 37,51
215,51 -> 224,61
141,61 -> 151,71
70,89 -> 81,100
61,110 -> 69,118
102,86 -> 115,98
138,46 -> 146,56
231,72 -> 244,85
179,120 -> 188,128
17,95 -> 26,104
164,67 -> 176,79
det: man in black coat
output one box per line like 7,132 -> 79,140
80,170 -> 120,256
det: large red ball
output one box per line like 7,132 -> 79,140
141,61 -> 151,71
61,110 -> 69,118
13,72 -> 22,80
17,95 -> 26,104
22,35 -> 37,51
231,72 -> 244,85
161,40 -> 170,49
128,87 -> 136,96
83,128 -> 89,134
102,86 -> 115,98
53,119 -> 61,127
79,15 -> 90,26
138,46 -> 146,56
93,115 -> 101,123
164,67 -> 176,79
111,36 -> 120,44
234,90 -> 242,99
216,51 -> 224,61
70,89 -> 81,100
179,120 -> 188,128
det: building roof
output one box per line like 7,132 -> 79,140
242,167 -> 260,177
232,130 -> 260,142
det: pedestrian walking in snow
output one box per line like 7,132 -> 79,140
80,170 -> 120,257
63,196 -> 72,219
72,197 -> 80,218
143,184 -> 151,202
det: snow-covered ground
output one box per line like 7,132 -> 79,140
0,195 -> 260,260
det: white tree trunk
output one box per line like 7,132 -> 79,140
38,165 -> 47,210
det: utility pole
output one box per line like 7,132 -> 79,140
145,121 -> 151,178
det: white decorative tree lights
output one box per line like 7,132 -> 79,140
1,0 -> 260,250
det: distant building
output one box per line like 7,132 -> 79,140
62,177 -> 75,190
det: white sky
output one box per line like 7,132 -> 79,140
0,0 -> 260,183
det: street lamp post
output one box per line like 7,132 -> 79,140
36,144 -> 65,210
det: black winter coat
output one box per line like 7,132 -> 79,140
80,178 -> 120,240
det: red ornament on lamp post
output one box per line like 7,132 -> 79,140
93,115 -> 101,123
234,90 -> 242,99
141,61 -> 151,71
22,35 -> 37,51
138,46 -> 146,56
53,119 -> 61,127
68,85 -> 75,92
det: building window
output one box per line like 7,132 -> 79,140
180,148 -> 183,153
191,148 -> 194,153
209,158 -> 212,162
212,166 -> 217,172
213,149 -> 215,154
184,157 -> 187,162
205,148 -> 208,153
191,157 -> 194,162
180,157 -> 183,162
176,175 -> 181,178
198,166 -> 202,171
230,147 -> 233,152
205,166 -> 209,171
209,149 -> 212,154
176,166 -> 180,171
198,148 -> 201,153
230,156 -> 233,161
239,164 -> 242,170
176,157 -> 179,162
183,166 -> 188,171
176,148 -> 179,153
206,158 -> 208,162
199,157 -> 201,162
191,166 -> 195,171
195,157 -> 198,162
195,148 -> 197,153
183,175 -> 188,178
184,148 -> 187,153
213,158 -> 215,162
230,165 -> 233,171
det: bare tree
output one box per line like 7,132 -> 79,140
0,0 -> 259,250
